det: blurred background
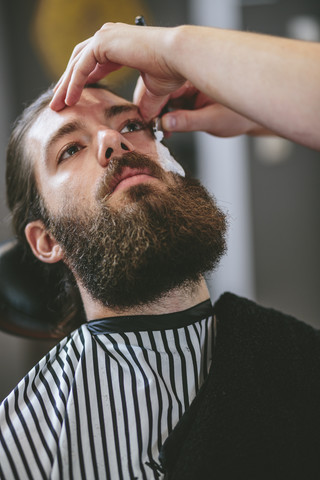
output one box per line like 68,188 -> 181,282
0,0 -> 319,401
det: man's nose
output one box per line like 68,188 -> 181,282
97,129 -> 134,167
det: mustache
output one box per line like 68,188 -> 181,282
95,151 -> 167,201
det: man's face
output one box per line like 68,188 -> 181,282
26,88 -> 227,310
27,88 -> 170,215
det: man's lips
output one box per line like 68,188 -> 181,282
110,167 -> 158,193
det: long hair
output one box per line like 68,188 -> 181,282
5,84 -> 112,337
6,87 -> 53,245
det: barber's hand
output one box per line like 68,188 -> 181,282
136,81 -> 263,137
50,23 -> 185,112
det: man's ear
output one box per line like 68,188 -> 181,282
24,220 -> 63,264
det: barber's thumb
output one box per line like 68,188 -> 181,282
161,110 -> 204,133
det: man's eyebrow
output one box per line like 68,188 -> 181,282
44,104 -> 140,158
45,120 -> 85,156
104,104 -> 140,119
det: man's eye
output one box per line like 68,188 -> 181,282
120,120 -> 146,134
58,144 -> 82,163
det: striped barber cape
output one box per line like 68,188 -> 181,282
0,300 -> 214,480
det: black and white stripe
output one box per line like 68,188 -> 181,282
0,301 -> 213,479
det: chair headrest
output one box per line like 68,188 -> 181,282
0,239 -> 82,339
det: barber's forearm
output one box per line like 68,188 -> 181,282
168,25 -> 320,149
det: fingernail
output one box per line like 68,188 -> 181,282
162,115 -> 176,131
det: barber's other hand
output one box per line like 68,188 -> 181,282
137,82 -> 262,137
50,23 -> 185,112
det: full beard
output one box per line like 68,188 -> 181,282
44,152 -> 227,310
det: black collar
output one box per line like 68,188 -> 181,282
86,300 -> 213,334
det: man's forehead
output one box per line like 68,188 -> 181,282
27,88 -> 136,146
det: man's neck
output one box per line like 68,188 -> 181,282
79,278 -> 211,321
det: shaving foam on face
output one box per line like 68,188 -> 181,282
154,128 -> 185,177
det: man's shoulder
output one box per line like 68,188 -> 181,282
0,325 -> 90,468
0,325 -> 86,409
214,291 -> 319,336
161,294 -> 320,479
212,291 -> 320,381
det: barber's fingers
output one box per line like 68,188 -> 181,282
133,77 -> 192,121
51,39 -> 95,110
161,105 -> 217,133
50,43 -> 95,110
133,76 -> 146,104
50,44 -> 120,111
161,104 -> 256,137
53,38 -> 91,93
50,48 -> 97,110
50,26 -> 124,110
134,75 -> 170,121
133,76 -> 168,120
136,89 -> 170,121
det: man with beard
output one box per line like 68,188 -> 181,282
1,23 -> 320,480
1,84 -> 227,480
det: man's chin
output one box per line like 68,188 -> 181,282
47,173 -> 227,311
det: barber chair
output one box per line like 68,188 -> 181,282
0,239 -> 83,339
